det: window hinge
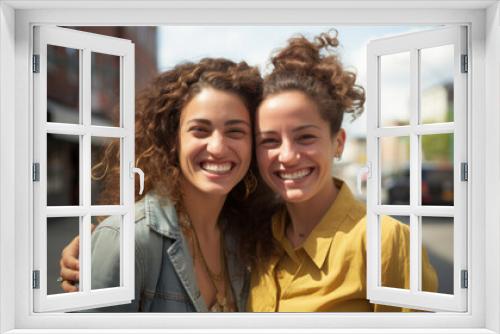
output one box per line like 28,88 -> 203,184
461,54 -> 468,73
461,162 -> 468,181
32,55 -> 40,73
32,163 -> 40,182
461,269 -> 468,289
32,270 -> 40,289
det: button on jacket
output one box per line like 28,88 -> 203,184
248,179 -> 438,312
89,192 -> 249,312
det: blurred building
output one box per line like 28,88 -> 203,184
46,27 -> 158,208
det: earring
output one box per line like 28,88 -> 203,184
243,170 -> 258,198
334,153 -> 342,162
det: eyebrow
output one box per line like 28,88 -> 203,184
256,124 -> 321,136
187,119 -> 250,127
292,124 -> 321,132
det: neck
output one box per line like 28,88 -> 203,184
180,180 -> 227,237
285,179 -> 339,243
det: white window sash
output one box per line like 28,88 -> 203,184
366,26 -> 468,312
32,26 -> 136,312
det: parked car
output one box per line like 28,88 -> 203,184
384,164 -> 454,206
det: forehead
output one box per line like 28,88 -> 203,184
257,90 -> 324,128
181,88 -> 250,122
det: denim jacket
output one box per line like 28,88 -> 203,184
90,192 -> 249,312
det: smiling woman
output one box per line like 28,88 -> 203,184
248,32 -> 437,312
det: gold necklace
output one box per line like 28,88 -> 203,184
179,211 -> 235,312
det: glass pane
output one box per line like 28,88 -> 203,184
91,52 -> 120,127
380,52 -> 410,127
380,136 -> 410,205
421,134 -> 454,206
47,134 -> 80,206
420,45 -> 454,124
422,216 -> 453,294
47,217 -> 80,295
381,215 -> 410,290
91,216 -> 121,289
91,137 -> 121,206
47,45 -> 80,124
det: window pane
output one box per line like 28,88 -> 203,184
422,216 -> 453,294
91,52 -> 120,127
91,137 -> 121,206
47,45 -> 80,124
380,136 -> 410,205
381,215 -> 410,290
47,217 -> 80,295
47,134 -> 80,206
421,133 -> 454,206
380,52 -> 410,127
91,216 -> 121,290
420,45 -> 454,124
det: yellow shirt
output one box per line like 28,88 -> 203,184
248,180 -> 438,312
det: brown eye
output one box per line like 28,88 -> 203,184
297,134 -> 317,144
226,128 -> 247,139
259,138 -> 279,148
189,127 -> 209,137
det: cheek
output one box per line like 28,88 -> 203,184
232,137 -> 252,168
256,148 -> 272,174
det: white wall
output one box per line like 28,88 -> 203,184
0,2 -> 16,333
485,1 -> 500,332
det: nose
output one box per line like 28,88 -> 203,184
278,140 -> 299,165
206,131 -> 226,157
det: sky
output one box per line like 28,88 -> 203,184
156,25 -> 445,137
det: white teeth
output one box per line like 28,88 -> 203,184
279,168 -> 312,180
201,162 -> 232,173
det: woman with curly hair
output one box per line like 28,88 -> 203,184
247,31 -> 438,312
59,57 -> 277,312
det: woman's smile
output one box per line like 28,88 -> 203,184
200,161 -> 235,176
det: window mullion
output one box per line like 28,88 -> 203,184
409,47 -> 420,293
81,47 -> 92,294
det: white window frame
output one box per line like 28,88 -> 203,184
0,1 -> 499,333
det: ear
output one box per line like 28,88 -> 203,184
332,128 -> 346,158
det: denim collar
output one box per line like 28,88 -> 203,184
143,192 -> 181,239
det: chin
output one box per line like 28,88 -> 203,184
199,181 -> 235,196
280,189 -> 310,203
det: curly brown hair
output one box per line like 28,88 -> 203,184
93,57 -> 278,267
263,30 -> 366,135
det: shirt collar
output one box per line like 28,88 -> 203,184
272,178 -> 358,269
144,192 -> 181,239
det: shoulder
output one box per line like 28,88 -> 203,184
94,197 -> 148,232
379,216 -> 410,241
94,195 -> 166,248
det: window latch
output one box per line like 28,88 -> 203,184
356,163 -> 371,196
130,162 -> 145,195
